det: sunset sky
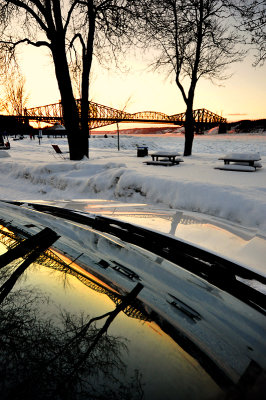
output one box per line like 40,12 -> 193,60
19,44 -> 266,123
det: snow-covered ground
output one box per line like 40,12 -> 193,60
0,131 -> 266,234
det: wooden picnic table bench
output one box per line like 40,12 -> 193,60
216,152 -> 262,172
219,152 -> 261,166
147,152 -> 183,166
144,160 -> 178,166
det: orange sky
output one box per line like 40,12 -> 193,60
18,45 -> 266,123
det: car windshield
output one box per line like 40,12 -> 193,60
0,200 -> 265,400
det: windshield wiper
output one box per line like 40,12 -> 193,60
0,226 -> 59,304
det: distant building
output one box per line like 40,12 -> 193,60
43,122 -> 67,137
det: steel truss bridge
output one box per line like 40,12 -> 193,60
24,99 -> 226,130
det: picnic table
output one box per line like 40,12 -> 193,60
216,152 -> 262,172
219,152 -> 261,166
144,152 -> 183,166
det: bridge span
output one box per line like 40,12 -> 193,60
24,99 -> 226,130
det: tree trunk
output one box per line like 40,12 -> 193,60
184,104 -> 195,156
80,50 -> 90,159
80,65 -> 89,159
175,77 -> 195,157
80,10 -> 95,159
183,1 -> 203,157
80,96 -> 89,158
52,40 -> 87,160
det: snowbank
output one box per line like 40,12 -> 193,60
0,132 -> 265,233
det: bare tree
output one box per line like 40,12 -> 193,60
0,66 -> 30,115
134,0 -> 244,156
225,0 -> 266,66
0,1 -> 131,160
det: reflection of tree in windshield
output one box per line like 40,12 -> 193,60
0,280 -> 144,400
0,230 -> 144,400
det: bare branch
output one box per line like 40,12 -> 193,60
3,0 -> 49,32
64,0 -> 80,34
0,37 -> 51,49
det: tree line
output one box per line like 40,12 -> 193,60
0,0 -> 265,159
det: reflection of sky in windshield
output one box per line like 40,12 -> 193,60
0,223 -> 222,399
41,270 -> 222,398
